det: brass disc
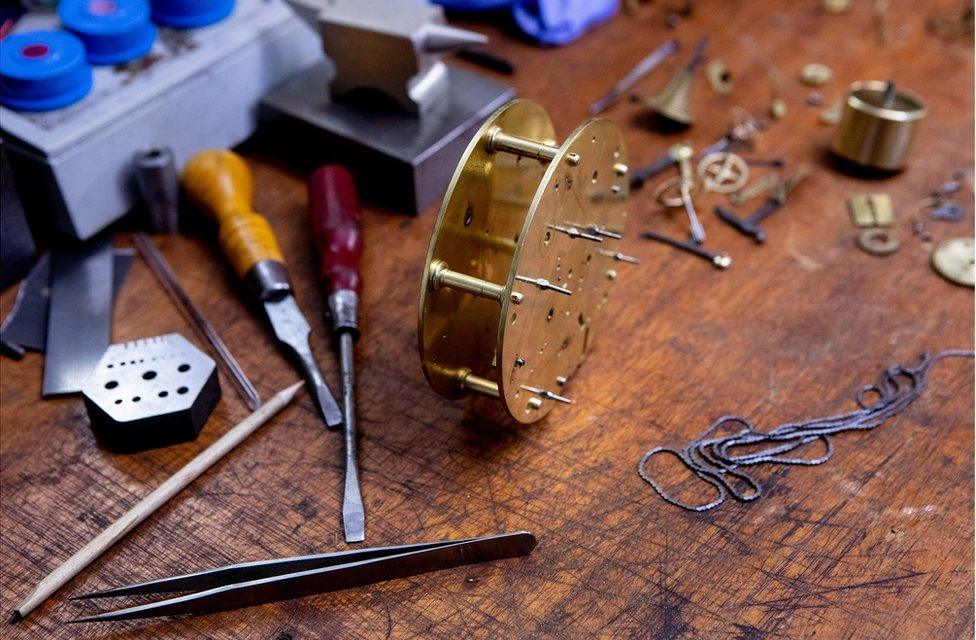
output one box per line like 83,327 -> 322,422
498,119 -> 629,423
419,100 -> 556,400
932,237 -> 975,287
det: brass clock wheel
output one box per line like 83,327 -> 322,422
418,99 -> 636,424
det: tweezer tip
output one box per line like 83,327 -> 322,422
344,532 -> 365,543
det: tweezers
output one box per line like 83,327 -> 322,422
71,531 -> 536,623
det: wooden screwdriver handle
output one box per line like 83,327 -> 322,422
309,165 -> 363,296
182,150 -> 284,279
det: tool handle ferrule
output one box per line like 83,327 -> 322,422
309,165 -> 364,297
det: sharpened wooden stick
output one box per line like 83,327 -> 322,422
10,381 -> 304,623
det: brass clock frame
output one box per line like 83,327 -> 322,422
418,99 -> 631,423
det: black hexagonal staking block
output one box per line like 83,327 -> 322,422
82,333 -> 221,452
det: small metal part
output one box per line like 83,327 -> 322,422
599,249 -> 641,264
671,143 -> 706,244
766,65 -> 786,120
589,40 -> 678,115
728,172 -> 779,206
42,238 -> 114,397
521,385 -> 572,404
547,223 -> 604,242
931,202 -> 965,222
931,237 -> 975,287
644,36 -> 708,129
133,233 -> 261,411
856,228 -> 900,255
705,60 -> 733,95
514,275 -> 573,295
714,165 -> 811,243
807,91 -> 825,107
847,194 -> 894,227
820,98 -> 843,124
831,80 -> 927,171
696,152 -> 749,194
568,223 -> 622,239
873,0 -> 890,45
134,148 -> 180,234
799,63 -> 832,87
81,333 -> 221,452
640,230 -> 731,269
71,532 -> 538,622
823,0 -> 852,12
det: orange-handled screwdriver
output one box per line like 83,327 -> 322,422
182,150 -> 342,428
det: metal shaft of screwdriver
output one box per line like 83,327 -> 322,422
338,331 -> 364,542
133,232 -> 262,410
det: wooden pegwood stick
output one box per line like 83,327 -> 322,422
10,381 -> 304,623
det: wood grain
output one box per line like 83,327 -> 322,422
1,1 -> 973,638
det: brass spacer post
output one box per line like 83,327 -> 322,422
486,127 -> 559,162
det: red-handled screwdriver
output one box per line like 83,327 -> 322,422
309,165 -> 365,543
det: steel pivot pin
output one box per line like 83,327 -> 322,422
418,99 -> 630,423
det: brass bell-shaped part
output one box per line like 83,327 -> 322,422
645,67 -> 696,128
644,36 -> 708,130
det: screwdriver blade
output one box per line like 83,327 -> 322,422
264,296 -> 342,428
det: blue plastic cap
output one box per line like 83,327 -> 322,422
59,0 -> 157,65
0,30 -> 93,112
150,0 -> 235,29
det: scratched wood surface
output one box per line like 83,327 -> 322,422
1,2 -> 974,638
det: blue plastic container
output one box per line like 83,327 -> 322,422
59,0 -> 156,65
150,0 -> 235,29
0,30 -> 93,111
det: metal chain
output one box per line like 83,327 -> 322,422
638,349 -> 975,512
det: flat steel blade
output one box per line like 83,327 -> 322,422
42,238 -> 114,396
263,296 -> 342,427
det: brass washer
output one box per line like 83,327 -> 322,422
856,228 -> 900,256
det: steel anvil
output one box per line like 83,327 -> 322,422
261,0 -> 515,213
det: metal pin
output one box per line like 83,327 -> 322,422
614,163 -> 629,176
640,230 -> 731,269
547,223 -> 604,242
672,144 -> 706,244
555,376 -> 568,386
567,223 -> 622,239
521,385 -> 573,404
599,249 -> 641,264
514,275 -> 573,295
729,172 -> 780,206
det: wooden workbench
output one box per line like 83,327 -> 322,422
2,2 -> 973,638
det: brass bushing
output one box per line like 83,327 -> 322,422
830,81 -> 927,172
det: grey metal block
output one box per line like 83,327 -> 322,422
260,61 -> 516,214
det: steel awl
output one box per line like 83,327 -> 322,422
182,151 -> 341,427
309,164 -> 366,543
